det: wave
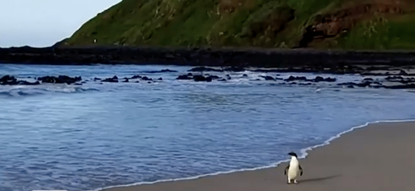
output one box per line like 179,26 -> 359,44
0,86 -> 99,97
89,118 -> 415,191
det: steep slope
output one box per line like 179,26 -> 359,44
62,0 -> 415,49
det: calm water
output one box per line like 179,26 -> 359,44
1,64 -> 415,191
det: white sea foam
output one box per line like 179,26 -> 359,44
89,118 -> 415,191
0,85 -> 98,97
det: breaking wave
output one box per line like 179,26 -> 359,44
0,85 -> 99,97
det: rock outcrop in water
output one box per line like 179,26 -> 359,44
176,73 -> 223,82
2,67 -> 415,89
0,75 -> 81,85
38,75 -> 82,84
98,75 -> 163,83
0,75 -> 40,85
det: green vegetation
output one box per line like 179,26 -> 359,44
62,0 -> 415,49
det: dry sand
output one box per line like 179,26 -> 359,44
101,121 -> 415,191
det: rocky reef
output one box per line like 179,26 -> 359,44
2,65 -> 415,89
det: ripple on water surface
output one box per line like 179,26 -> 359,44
0,64 -> 415,191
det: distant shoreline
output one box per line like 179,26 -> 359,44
1,46 -> 415,68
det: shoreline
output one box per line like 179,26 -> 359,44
92,118 -> 415,191
2,46 -> 415,68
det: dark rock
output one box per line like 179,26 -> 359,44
260,76 -> 275,81
1,75 -> 42,85
242,74 -> 248,77
188,67 -> 222,72
177,74 -> 193,80
193,75 -> 212,82
158,77 -> 163,80
313,76 -> 336,82
0,75 -> 17,85
313,76 -> 324,82
143,69 -> 178,73
284,75 -> 336,82
399,70 -> 408,75
285,76 -> 307,82
102,76 -> 118,82
131,75 -> 142,79
325,77 -> 336,82
38,75 -> 82,84
94,77 -> 101,81
123,78 -> 129,82
141,76 -> 152,81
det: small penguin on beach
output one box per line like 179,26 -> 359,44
284,152 -> 303,184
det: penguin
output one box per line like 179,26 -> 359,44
284,152 -> 303,184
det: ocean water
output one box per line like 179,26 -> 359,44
1,64 -> 415,191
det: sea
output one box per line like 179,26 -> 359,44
1,64 -> 415,191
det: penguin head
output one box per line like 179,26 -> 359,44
288,152 -> 298,158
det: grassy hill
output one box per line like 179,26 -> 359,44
61,0 -> 415,49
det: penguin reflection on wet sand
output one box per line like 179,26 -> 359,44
284,152 -> 303,184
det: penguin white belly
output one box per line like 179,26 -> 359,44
287,157 -> 300,180
287,165 -> 300,179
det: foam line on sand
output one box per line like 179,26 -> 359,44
93,119 -> 415,191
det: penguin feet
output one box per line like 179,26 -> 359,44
287,179 -> 298,184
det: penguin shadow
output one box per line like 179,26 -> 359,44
298,174 -> 342,183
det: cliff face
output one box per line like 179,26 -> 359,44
62,0 -> 415,49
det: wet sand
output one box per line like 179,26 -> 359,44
101,121 -> 415,191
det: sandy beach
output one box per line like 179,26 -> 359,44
101,121 -> 415,191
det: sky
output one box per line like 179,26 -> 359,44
0,0 -> 121,47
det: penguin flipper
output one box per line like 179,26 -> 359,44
299,165 -> 303,176
284,165 -> 290,175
